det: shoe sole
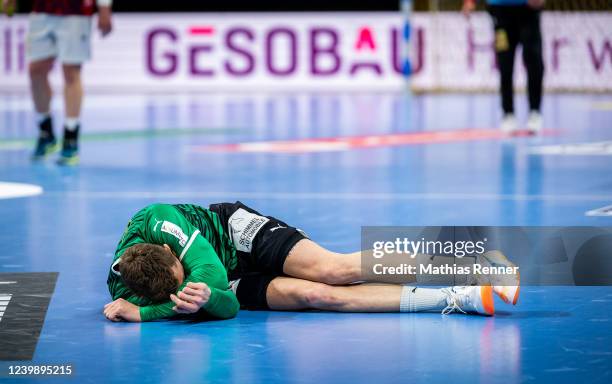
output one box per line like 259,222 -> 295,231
57,156 -> 79,166
484,251 -> 521,305
32,143 -> 60,160
495,284 -> 520,305
481,286 -> 495,316
512,285 -> 520,305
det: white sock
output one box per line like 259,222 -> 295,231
37,112 -> 50,124
65,117 -> 80,131
400,286 -> 448,312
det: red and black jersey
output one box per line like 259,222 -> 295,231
32,0 -> 96,16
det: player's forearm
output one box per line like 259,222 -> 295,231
203,288 -> 240,319
108,274 -> 149,306
139,301 -> 176,322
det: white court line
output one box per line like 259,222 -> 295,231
528,141 -> 612,156
0,294 -> 11,322
0,182 -> 43,199
44,190 -> 612,202
0,281 -> 17,284
586,204 -> 612,217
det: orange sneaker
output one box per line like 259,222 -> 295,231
479,250 -> 520,305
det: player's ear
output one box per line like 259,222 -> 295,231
162,244 -> 176,257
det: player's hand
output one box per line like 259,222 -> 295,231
97,6 -> 112,37
170,282 -> 211,314
103,298 -> 141,322
527,0 -> 545,9
462,0 -> 476,18
2,0 -> 16,17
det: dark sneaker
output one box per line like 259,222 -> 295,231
57,126 -> 80,166
32,117 -> 58,160
32,135 -> 59,160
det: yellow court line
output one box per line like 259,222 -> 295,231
591,101 -> 612,110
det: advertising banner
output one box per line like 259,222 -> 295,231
1,12 -> 610,91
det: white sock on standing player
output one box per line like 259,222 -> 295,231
65,117 -> 79,131
37,112 -> 50,124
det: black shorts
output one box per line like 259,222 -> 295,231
209,201 -> 308,309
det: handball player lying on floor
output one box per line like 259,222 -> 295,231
104,203 -> 519,322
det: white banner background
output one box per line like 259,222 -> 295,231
0,12 -> 610,91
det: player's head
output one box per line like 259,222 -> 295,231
118,243 -> 185,302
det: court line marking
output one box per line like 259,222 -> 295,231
0,182 -> 43,200
528,141 -> 612,156
191,128 -> 555,153
0,294 -> 10,323
586,205 -> 612,217
0,127 -> 240,151
44,190 -> 612,202
591,101 -> 612,110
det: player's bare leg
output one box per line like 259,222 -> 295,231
266,276 -> 494,315
29,57 -> 54,115
282,239 -> 366,285
283,239 -> 519,304
58,63 -> 83,165
62,64 -> 83,119
29,57 -> 58,159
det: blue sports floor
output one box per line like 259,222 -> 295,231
0,91 -> 611,383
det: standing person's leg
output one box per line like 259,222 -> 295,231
29,58 -> 56,156
56,15 -> 92,165
29,58 -> 54,119
62,65 -> 83,122
488,5 -> 520,131
520,5 -> 545,133
27,13 -> 60,159
59,63 -> 83,164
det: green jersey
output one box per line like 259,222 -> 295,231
107,203 -> 239,321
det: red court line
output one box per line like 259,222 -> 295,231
189,26 -> 215,35
192,129 -> 554,154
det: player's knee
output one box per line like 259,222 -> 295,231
318,260 -> 354,285
29,61 -> 52,78
62,65 -> 82,84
